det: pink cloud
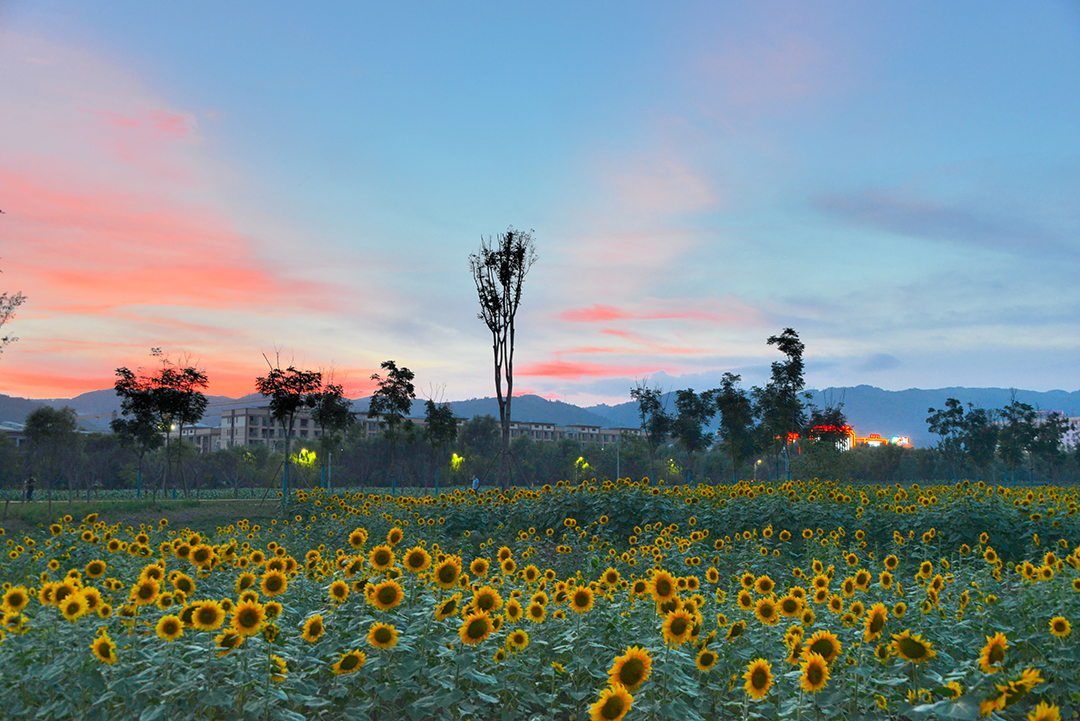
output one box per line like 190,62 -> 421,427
517,360 -> 667,381
558,299 -> 764,326
611,159 -> 718,216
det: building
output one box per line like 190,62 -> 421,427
0,421 -> 26,449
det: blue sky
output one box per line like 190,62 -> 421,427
0,1 -> 1078,403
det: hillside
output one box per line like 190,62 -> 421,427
2,386 -> 1077,447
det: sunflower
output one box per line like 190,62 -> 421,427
862,603 -> 887,642
302,614 -> 325,643
386,527 -> 404,546
755,597 -> 779,626
192,600 -> 226,632
1028,702 -> 1062,721
367,621 -> 398,649
171,573 -> 196,596
743,658 -> 773,700
432,556 -> 463,589
1048,616 -> 1071,638
726,620 -> 746,641
754,575 -> 775,595
470,557 -> 490,577
778,594 -> 802,618
472,585 -> 503,614
260,570 -> 288,597
403,546 -> 431,573
891,629 -> 936,664
231,600 -> 266,637
978,632 -> 1008,673
214,630 -> 245,656
130,580 -> 159,607
156,614 -> 184,641
370,579 -> 404,611
504,598 -> 524,623
649,570 -> 677,603
333,649 -> 366,675
695,646 -> 718,672
799,652 -> 830,693
368,545 -> 395,571
459,611 -> 493,645
235,572 -> 258,594
265,601 -> 283,620
61,593 -> 89,622
506,629 -> 529,651
526,601 -> 546,623
436,593 -> 462,621
737,590 -> 754,611
569,586 -> 594,614
327,580 -> 350,604
84,560 -> 107,579
608,646 -> 652,691
662,609 -> 694,646
805,630 -> 841,664
91,633 -> 117,664
2,586 -> 29,614
589,683 -> 633,721
347,528 -> 368,550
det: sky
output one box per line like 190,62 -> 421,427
0,1 -> 1078,405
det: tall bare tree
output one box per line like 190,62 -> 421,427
469,227 -> 537,488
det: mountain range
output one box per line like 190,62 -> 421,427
3,385 -> 1079,448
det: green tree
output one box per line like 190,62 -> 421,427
469,227 -> 538,489
111,366 -> 165,496
998,394 -> 1036,484
962,406 -> 998,483
424,399 -> 458,492
255,361 -> 322,496
1031,411 -> 1070,480
24,406 -> 79,507
800,402 -> 850,480
630,380 -> 673,483
714,373 -> 757,483
368,360 -> 416,492
926,398 -> 966,481
671,388 -> 717,484
311,381 -> 356,489
756,328 -> 808,482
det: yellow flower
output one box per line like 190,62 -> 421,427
214,629 -> 245,656
432,556 -> 462,589
743,658 -> 772,700
155,614 -> 184,641
526,601 -> 546,623
662,609 -> 694,646
754,597 -> 779,626
402,546 -> 431,573
2,586 -> 30,614
370,579 -> 404,611
649,570 -> 677,603
608,646 -> 652,691
804,629 -> 841,664
1048,616 -> 1070,638
978,633 -> 1008,673
800,652 -> 830,692
333,649 -> 366,674
192,600 -> 226,632
368,544 -> 395,571
471,585 -> 503,614
891,629 -> 936,664
458,611 -> 493,645
506,629 -> 529,651
367,622 -> 398,649
90,632 -> 117,664
863,604 -> 888,643
569,586 -> 594,614
231,600 -> 265,637
695,646 -> 718,672
589,683 -> 633,721
302,614 -> 324,643
1028,702 -> 1061,721
328,580 -> 349,603
269,654 -> 287,683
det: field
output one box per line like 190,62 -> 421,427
1,477 -> 1078,721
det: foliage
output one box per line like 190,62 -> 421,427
1,475 -> 1078,720
255,362 -> 323,494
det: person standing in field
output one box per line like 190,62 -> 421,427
471,477 -> 480,492
24,476 -> 34,502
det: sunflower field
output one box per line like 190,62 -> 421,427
1,477 -> 1078,721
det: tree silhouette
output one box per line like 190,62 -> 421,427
470,227 -> 537,489
255,359 -> 322,497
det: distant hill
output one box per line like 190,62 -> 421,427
2,385 -> 1077,447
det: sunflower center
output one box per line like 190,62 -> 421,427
899,637 -> 927,659
374,627 -> 392,644
600,696 -> 625,720
439,566 -> 457,583
807,665 -> 823,684
988,645 -> 1005,664
809,639 -> 835,659
238,610 -> 259,628
752,668 -> 768,689
656,579 -> 671,596
378,587 -> 398,605
620,658 -> 644,686
869,616 -> 884,634
341,655 -> 358,671
670,617 -> 688,636
467,618 -> 488,639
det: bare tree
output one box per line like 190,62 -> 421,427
469,227 -> 537,489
